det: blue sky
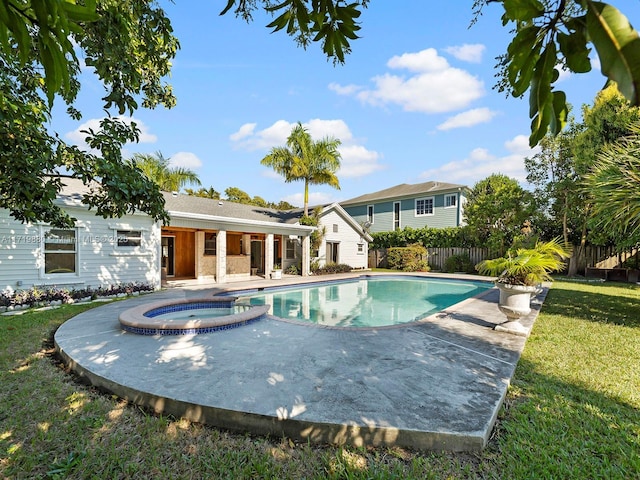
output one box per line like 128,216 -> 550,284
52,1 -> 640,207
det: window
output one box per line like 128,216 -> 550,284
393,202 -> 401,230
367,205 -> 374,224
117,230 -> 141,247
415,197 -> 434,216
357,243 -> 364,254
333,224 -> 339,233
44,229 -> 77,274
285,238 -> 297,259
204,233 -> 217,255
445,194 -> 457,208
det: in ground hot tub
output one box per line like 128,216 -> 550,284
119,296 -> 270,335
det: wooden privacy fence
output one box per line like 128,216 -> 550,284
369,244 -> 640,279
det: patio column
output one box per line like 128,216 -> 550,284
265,233 -> 274,277
216,229 -> 227,283
195,231 -> 204,279
301,234 -> 310,276
242,234 -> 251,255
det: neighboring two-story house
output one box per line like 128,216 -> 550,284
340,181 -> 467,233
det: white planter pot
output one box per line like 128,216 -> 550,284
496,283 -> 538,319
271,270 -> 282,280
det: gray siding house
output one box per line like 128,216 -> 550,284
340,181 -> 467,233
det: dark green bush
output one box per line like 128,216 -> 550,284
285,264 -> 300,275
387,243 -> 429,272
443,253 -> 476,273
371,225 -> 476,249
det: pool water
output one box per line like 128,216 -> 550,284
238,276 -> 491,327
149,305 -> 251,322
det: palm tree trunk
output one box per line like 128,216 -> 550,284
304,179 -> 309,216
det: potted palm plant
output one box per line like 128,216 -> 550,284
475,237 -> 571,335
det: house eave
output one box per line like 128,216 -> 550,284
166,210 -> 315,235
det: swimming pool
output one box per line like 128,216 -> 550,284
236,276 -> 492,327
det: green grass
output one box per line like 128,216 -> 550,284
1,280 -> 639,479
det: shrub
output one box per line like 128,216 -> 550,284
387,243 -> 430,272
443,253 -> 476,274
312,263 -> 352,275
285,264 -> 300,275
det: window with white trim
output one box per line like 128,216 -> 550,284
44,229 -> 77,274
117,230 -> 142,247
357,243 -> 364,254
415,197 -> 434,216
285,238 -> 297,259
333,224 -> 338,233
204,233 -> 217,255
445,194 -> 457,208
367,205 -> 374,224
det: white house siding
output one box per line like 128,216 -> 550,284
318,209 -> 368,269
0,208 -> 160,291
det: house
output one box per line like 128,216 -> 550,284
0,179 -> 372,291
161,192 -> 315,282
0,177 -> 161,292
340,181 -> 467,233
312,202 -> 372,270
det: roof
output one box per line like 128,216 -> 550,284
54,177 -> 307,228
318,202 -> 373,242
340,181 -> 466,206
163,192 -> 302,225
56,176 -> 94,207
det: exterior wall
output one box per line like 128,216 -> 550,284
317,209 -> 368,269
342,191 -> 464,233
0,208 -> 161,291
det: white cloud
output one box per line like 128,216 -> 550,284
444,44 -> 485,63
281,191 -> 336,208
230,119 -> 385,180
331,48 -> 484,114
230,119 -> 293,151
338,145 -> 385,178
418,134 -> 540,186
556,67 -> 572,83
437,108 -> 498,130
65,116 -> 157,152
328,82 -> 362,95
229,123 -> 256,141
170,151 -> 202,169
387,48 -> 450,72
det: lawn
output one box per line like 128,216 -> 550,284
1,280 -> 639,479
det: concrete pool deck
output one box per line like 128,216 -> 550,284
54,272 -> 547,452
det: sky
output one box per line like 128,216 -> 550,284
51,1 -> 640,208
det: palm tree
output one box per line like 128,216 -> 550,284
132,151 -> 201,192
582,122 -> 640,242
261,122 -> 341,216
185,187 -> 221,199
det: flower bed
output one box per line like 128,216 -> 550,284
0,282 -> 155,311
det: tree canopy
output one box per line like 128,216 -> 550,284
1,0 -> 178,227
463,173 -> 536,254
260,122 -> 341,216
133,152 -> 201,193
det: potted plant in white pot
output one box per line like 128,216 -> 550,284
476,237 -> 571,336
271,264 -> 282,280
